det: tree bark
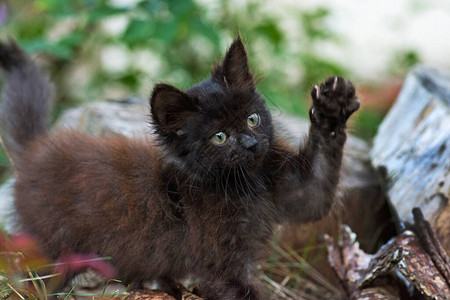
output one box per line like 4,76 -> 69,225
324,214 -> 450,299
371,66 -> 450,253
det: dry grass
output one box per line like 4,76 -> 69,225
261,243 -> 341,300
0,231 -> 340,300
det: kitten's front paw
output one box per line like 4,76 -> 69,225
309,76 -> 360,133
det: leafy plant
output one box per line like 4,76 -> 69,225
0,1 -> 362,179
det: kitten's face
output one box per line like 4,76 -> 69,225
183,84 -> 273,175
150,37 -> 272,177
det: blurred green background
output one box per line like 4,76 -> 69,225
0,0 -> 431,181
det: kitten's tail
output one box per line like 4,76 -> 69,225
0,39 -> 53,162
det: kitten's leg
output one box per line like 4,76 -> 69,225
155,277 -> 182,298
123,279 -> 144,290
278,76 -> 359,223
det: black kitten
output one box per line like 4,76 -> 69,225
0,37 -> 359,299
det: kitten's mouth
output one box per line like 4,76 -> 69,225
230,154 -> 249,167
230,151 -> 265,168
227,138 -> 269,167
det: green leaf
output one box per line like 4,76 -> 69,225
389,49 -> 421,76
189,19 -> 221,48
300,7 -> 333,41
35,0 -> 74,16
256,22 -> 283,46
87,6 -> 128,21
118,71 -> 141,89
300,53 -> 349,86
122,19 -> 154,44
167,0 -> 193,16
152,21 -> 177,42
19,39 -> 72,59
354,109 -> 386,140
138,0 -> 165,14
0,149 -> 10,166
59,32 -> 86,48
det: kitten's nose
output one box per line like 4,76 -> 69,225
240,134 -> 257,151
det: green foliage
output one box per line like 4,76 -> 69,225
0,0 -> 384,178
353,109 -> 386,140
390,49 -> 421,76
3,0 -> 347,105
300,53 -> 350,88
300,7 -> 334,41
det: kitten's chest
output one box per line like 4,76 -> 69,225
168,171 -> 275,241
189,192 -> 275,239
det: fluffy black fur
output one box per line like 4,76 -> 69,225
0,36 -> 359,299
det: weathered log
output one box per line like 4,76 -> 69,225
371,66 -> 450,253
324,214 -> 450,300
413,208 -> 450,288
323,225 -> 402,299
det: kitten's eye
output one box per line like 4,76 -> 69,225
211,132 -> 227,145
247,113 -> 260,128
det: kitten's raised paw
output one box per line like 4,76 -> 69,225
309,76 -> 360,132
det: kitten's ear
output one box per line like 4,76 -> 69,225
212,36 -> 256,91
150,83 -> 198,134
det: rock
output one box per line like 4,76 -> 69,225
371,66 -> 450,253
